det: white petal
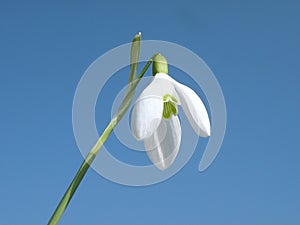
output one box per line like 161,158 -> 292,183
174,82 -> 211,137
131,96 -> 163,140
142,73 -> 179,100
131,73 -> 178,140
144,116 -> 181,171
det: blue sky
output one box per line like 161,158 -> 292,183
1,0 -> 299,224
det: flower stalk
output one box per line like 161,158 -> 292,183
47,33 -> 156,225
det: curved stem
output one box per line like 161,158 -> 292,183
47,56 -> 155,225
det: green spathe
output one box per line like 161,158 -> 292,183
152,53 -> 168,76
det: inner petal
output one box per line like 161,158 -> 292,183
163,101 -> 178,119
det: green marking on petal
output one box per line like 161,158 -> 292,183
162,94 -> 178,119
163,94 -> 178,103
163,101 -> 178,119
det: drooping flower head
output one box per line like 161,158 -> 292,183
131,54 -> 210,170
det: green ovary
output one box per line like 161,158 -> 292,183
163,101 -> 178,119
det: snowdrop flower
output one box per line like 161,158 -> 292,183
131,54 -> 211,170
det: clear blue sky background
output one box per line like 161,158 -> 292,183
1,0 -> 299,224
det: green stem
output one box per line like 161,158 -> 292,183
47,57 -> 155,225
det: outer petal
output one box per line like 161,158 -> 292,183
174,82 -> 211,137
144,115 -> 181,171
131,73 -> 178,140
141,73 -> 179,100
131,96 -> 163,140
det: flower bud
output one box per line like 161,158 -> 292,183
152,53 -> 168,76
